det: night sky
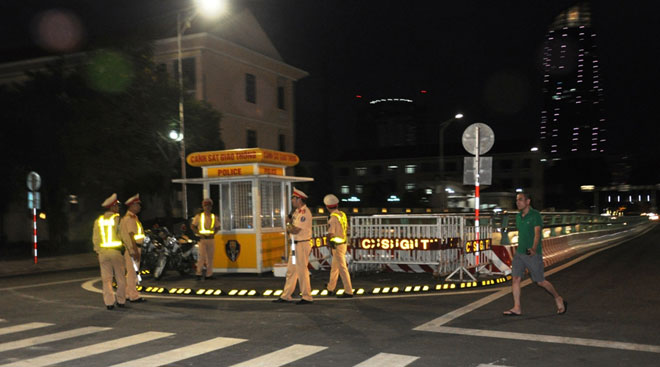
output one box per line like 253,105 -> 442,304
3,1 -> 659,159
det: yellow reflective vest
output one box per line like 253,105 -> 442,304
98,213 -> 122,248
329,211 -> 348,244
198,213 -> 217,235
133,220 -> 145,242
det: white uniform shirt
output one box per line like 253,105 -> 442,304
293,205 -> 312,241
120,211 -> 144,255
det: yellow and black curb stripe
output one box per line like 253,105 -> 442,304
124,275 -> 512,298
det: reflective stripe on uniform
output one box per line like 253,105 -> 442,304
133,220 -> 145,241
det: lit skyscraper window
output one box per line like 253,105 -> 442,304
540,2 -> 606,156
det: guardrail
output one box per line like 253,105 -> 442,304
308,212 -> 654,280
489,212 -> 650,245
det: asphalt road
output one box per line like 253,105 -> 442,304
1,225 -> 659,366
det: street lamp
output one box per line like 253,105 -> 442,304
176,0 -> 227,219
438,113 -> 464,210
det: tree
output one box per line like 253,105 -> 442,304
0,41 -> 223,252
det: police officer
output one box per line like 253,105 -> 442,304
120,194 -> 146,303
323,194 -> 354,298
273,188 -> 314,304
192,198 -> 220,280
92,193 -> 127,310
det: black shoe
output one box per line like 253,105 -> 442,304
129,298 -> 146,303
205,275 -> 215,280
296,299 -> 313,305
337,293 -> 353,298
325,289 -> 335,296
196,275 -> 202,281
117,303 -> 126,308
272,298 -> 292,303
106,305 -> 114,310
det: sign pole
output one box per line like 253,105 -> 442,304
33,207 -> 38,264
474,126 -> 480,267
26,172 -> 42,265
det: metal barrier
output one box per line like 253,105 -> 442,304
308,212 -> 653,281
347,215 -> 495,278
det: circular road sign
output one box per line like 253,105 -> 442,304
27,171 -> 41,191
462,123 -> 495,155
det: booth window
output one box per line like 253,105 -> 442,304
219,181 -> 253,230
260,181 -> 283,228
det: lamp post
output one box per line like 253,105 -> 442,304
438,113 -> 464,210
176,0 -> 227,219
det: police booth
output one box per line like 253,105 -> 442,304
173,148 -> 313,274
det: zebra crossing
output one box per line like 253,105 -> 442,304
0,320 -> 420,367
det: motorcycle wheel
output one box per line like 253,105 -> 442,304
154,254 -> 167,280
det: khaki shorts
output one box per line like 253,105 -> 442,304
512,253 -> 545,282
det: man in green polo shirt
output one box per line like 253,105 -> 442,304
503,192 -> 567,316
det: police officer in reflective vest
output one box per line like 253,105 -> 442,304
323,194 -> 354,298
192,198 -> 220,280
120,194 -> 146,303
92,193 -> 127,310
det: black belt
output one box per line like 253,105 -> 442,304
294,239 -> 311,243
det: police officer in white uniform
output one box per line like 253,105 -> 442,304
273,188 -> 314,304
92,194 -> 127,310
120,194 -> 146,303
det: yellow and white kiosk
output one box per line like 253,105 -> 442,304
173,148 -> 313,274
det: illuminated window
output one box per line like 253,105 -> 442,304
387,165 -> 398,172
425,188 -> 433,195
356,185 -> 364,194
341,185 -> 350,194
355,167 -> 367,176
405,183 -> 416,192
405,165 -> 416,174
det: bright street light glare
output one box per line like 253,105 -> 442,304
530,147 -> 539,152
169,130 -> 179,140
455,113 -> 464,119
195,0 -> 227,17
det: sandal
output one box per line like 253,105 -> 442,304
557,300 -> 568,315
503,309 -> 521,316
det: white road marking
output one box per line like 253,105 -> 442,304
415,241 -> 623,330
229,344 -> 327,367
353,352 -> 419,367
108,337 -> 247,367
0,322 -> 53,336
1,277 -> 97,292
415,230 -> 660,354
422,326 -> 660,354
0,326 -> 110,352
0,331 -> 173,367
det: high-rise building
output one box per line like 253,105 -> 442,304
540,2 -> 606,157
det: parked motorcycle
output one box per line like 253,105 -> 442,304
140,228 -> 166,274
153,227 -> 199,280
